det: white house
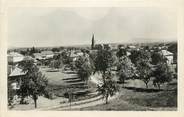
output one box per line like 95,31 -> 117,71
70,51 -> 84,62
40,51 -> 54,59
8,52 -> 24,63
160,50 -> 173,65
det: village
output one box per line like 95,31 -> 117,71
7,34 -> 177,111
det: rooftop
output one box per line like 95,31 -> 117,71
160,50 -> 173,56
9,66 -> 27,77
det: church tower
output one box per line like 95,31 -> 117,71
91,34 -> 95,50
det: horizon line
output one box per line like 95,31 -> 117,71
8,40 -> 177,49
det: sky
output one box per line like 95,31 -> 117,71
8,7 -> 177,47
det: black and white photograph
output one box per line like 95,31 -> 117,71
6,7 -> 178,111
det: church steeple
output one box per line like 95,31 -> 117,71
91,34 -> 95,50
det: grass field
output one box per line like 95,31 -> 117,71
39,66 -> 97,99
80,79 -> 177,111
41,67 -> 177,111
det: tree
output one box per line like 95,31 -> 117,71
151,51 -> 167,65
97,71 -> 119,104
29,47 -> 39,56
49,60 -> 63,70
116,48 -> 126,58
52,47 -> 60,52
153,62 -> 172,90
117,56 -> 136,86
61,50 -> 70,64
78,62 -> 93,84
75,56 -> 86,69
94,49 -> 119,104
129,50 -> 141,65
129,50 -> 151,65
20,50 -> 27,56
136,59 -> 152,88
49,54 -> 63,70
75,56 -> 93,84
94,49 -> 114,75
129,50 -> 152,88
18,59 -> 48,108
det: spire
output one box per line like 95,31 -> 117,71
91,34 -> 95,50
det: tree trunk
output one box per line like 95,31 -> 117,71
34,98 -> 37,108
20,97 -> 24,104
145,82 -> 148,89
33,95 -> 38,108
105,94 -> 109,104
122,77 -> 125,87
158,83 -> 161,90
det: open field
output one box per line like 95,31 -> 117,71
80,79 -> 177,111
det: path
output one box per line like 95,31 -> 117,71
37,92 -> 119,110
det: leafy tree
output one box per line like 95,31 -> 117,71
116,48 -> 126,58
75,56 -> 93,84
97,71 -> 119,104
52,48 -> 60,52
136,59 -> 152,88
117,56 -> 136,85
94,49 -> 114,75
61,50 -> 70,64
93,49 -> 119,104
49,60 -> 63,70
153,62 -> 172,89
50,54 -> 63,70
78,61 -> 93,84
129,50 -> 152,88
129,50 -> 151,65
151,51 -> 167,65
20,50 -> 27,56
29,47 -> 39,56
75,56 -> 86,69
18,59 -> 48,108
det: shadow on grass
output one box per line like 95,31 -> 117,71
168,82 -> 177,86
46,70 -> 59,72
124,86 -> 163,93
63,77 -> 80,80
63,71 -> 77,74
117,81 -> 129,84
65,79 -> 82,83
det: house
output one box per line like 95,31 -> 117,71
111,45 -> 118,50
118,46 -> 131,56
160,50 -> 173,65
33,53 -> 43,60
128,45 -> 136,49
70,51 -> 84,61
126,51 -> 131,56
40,51 -> 54,59
8,52 -> 24,63
8,66 -> 27,90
